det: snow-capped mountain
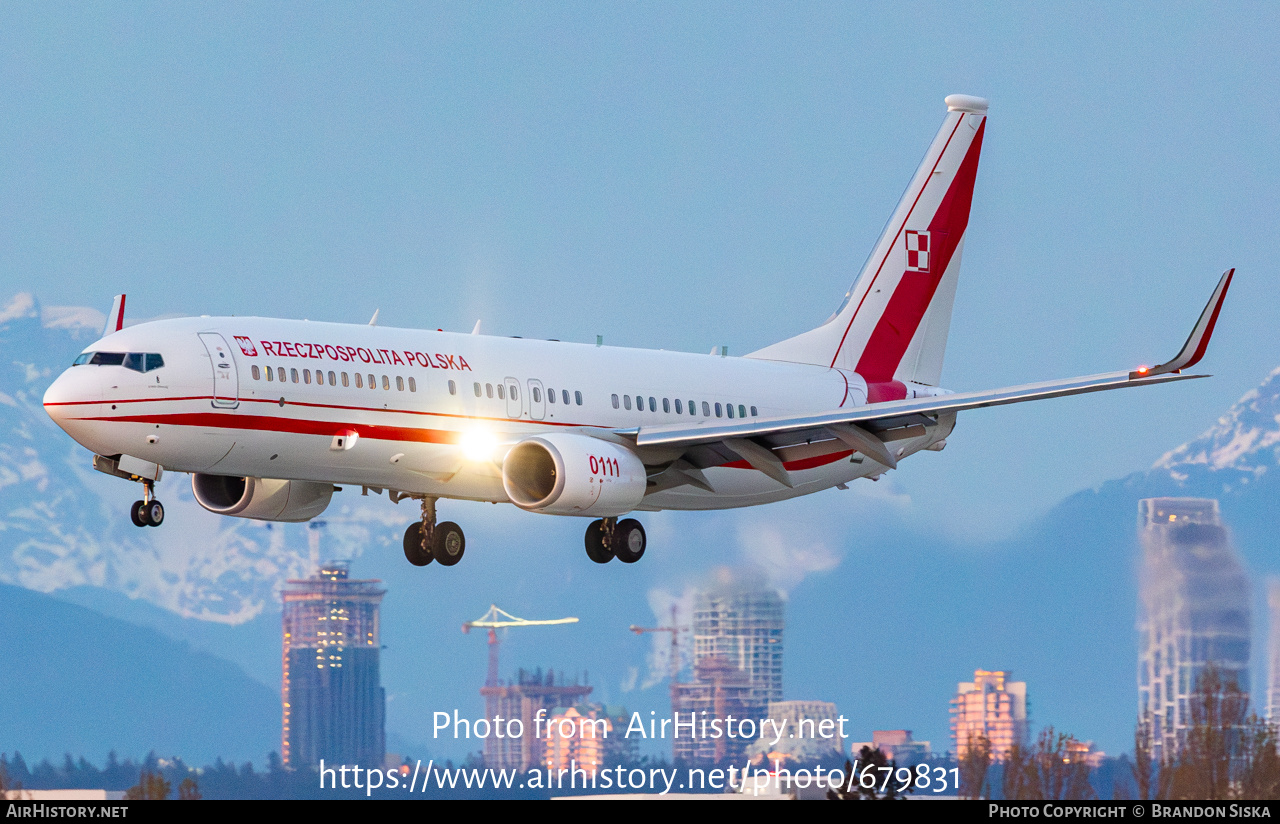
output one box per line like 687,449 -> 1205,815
1154,365 -> 1280,489
0,293 -> 396,625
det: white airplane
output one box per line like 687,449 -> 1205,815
43,94 -> 1232,569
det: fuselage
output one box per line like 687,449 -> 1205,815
43,316 -> 950,512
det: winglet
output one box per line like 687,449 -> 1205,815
103,294 -> 125,336
1130,269 -> 1233,380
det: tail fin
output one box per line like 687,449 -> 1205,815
747,94 -> 988,387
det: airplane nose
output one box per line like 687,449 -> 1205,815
44,367 -> 101,427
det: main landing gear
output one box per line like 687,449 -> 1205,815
584,517 -> 646,565
130,481 -> 165,528
403,497 -> 465,568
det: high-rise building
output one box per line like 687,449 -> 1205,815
281,562 -> 386,768
950,670 -> 1027,760
672,581 -> 784,764
541,704 -> 636,773
691,586 -> 784,709
481,667 -> 592,771
1137,498 -> 1250,760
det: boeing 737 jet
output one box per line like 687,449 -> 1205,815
43,94 -> 1233,569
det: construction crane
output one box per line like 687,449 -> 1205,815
629,604 -> 684,707
463,604 -> 579,688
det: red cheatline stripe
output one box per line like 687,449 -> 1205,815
855,118 -> 986,382
49,393 -> 590,428
69,412 -> 463,444
45,395 -> 212,407
829,114 -> 969,368
723,450 -> 852,472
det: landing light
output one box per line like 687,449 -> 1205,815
460,429 -> 498,463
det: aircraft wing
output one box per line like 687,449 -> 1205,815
623,269 -> 1232,483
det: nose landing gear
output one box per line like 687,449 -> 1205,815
402,497 -> 466,568
129,481 -> 164,527
584,517 -> 646,564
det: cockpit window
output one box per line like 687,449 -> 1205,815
73,352 -> 164,372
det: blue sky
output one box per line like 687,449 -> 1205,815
2,2 -> 1278,758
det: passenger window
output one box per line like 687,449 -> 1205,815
316,371 -> 325,386
575,391 -> 582,406
396,376 -> 404,391
675,399 -> 682,414
727,404 -> 735,419
532,387 -> 541,403
715,403 -> 722,417
409,377 -> 417,392
648,397 -> 656,412
635,395 -> 643,410
278,367 -> 286,382
486,384 -> 494,398
474,382 -> 481,397
382,375 -> 390,390
355,373 -> 363,388
341,372 -> 349,387
547,387 -> 556,403
612,394 -> 620,409
368,374 -> 376,389
251,365 -> 261,380
751,406 -> 758,416
563,389 -> 571,405
266,367 -> 274,382
303,369 -> 311,384
511,385 -> 519,401
291,369 -> 299,383
663,398 -> 670,413
702,401 -> 710,416
497,385 -> 505,400
329,371 -> 336,385
448,380 -> 455,395
739,405 -> 746,418
624,395 -> 632,410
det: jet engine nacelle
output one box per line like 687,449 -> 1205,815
502,434 -> 647,517
191,474 -> 333,522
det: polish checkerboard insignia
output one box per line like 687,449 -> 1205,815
905,230 -> 930,272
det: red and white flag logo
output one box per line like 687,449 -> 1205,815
233,336 -> 258,357
905,230 -> 930,272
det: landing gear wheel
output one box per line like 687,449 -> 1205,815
403,522 -> 433,566
584,520 -> 613,564
612,518 -> 646,564
432,521 -> 465,566
132,499 -> 164,527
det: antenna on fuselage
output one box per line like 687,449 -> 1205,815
368,309 -> 379,326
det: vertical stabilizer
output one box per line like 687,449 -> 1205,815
747,95 -> 987,388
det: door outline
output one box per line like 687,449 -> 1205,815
199,332 -> 240,409
504,377 -> 522,419
527,378 -> 546,421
